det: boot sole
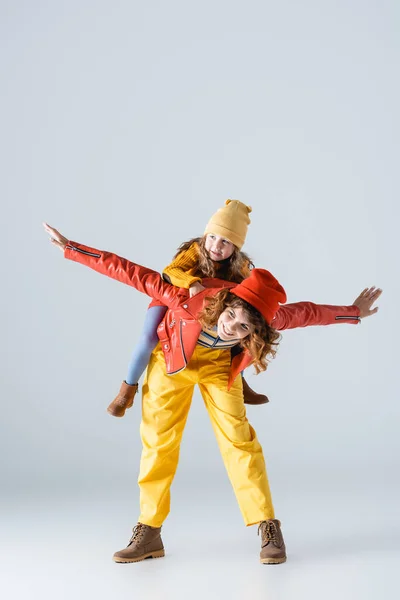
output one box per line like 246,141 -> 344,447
260,556 -> 287,564
107,401 -> 134,417
244,400 -> 269,405
113,549 -> 165,563
107,408 -> 126,417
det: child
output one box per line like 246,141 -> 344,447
43,221 -> 381,564
108,199 -> 270,418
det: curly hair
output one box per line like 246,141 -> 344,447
174,236 -> 254,284
197,290 -> 281,374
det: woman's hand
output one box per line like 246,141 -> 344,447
353,287 -> 382,319
43,222 -> 68,252
189,281 -> 206,297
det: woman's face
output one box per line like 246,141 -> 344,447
217,305 -> 254,341
205,233 -> 235,261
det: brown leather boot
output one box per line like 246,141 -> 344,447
107,381 -> 138,417
242,377 -> 269,405
113,523 -> 165,563
258,519 -> 287,564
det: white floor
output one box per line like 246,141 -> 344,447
2,478 -> 399,600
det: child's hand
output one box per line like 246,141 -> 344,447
189,282 -> 206,297
353,287 -> 382,319
43,222 -> 68,252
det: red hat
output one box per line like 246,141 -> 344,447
230,269 -> 287,325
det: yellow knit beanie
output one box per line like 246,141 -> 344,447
204,200 -> 252,249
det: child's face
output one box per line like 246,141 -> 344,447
217,305 -> 254,341
205,233 -> 234,261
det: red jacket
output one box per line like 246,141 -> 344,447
65,242 -> 361,388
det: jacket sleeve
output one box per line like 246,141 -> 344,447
271,301 -> 361,331
64,241 -> 186,309
162,243 -> 202,288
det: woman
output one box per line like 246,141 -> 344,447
43,223 -> 381,565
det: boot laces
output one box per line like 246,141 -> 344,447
258,520 -> 279,544
128,523 -> 146,545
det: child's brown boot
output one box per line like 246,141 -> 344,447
258,519 -> 287,564
107,381 -> 138,417
242,377 -> 269,405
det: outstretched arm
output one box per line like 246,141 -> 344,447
43,223 -> 187,309
271,288 -> 382,331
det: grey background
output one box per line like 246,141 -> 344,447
1,1 -> 399,599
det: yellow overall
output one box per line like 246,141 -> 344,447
138,344 -> 275,527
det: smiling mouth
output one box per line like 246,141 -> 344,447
222,323 -> 234,337
211,250 -> 222,258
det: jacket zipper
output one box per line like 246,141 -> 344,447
179,320 -> 188,366
167,365 -> 187,376
66,244 -> 101,258
335,316 -> 360,321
